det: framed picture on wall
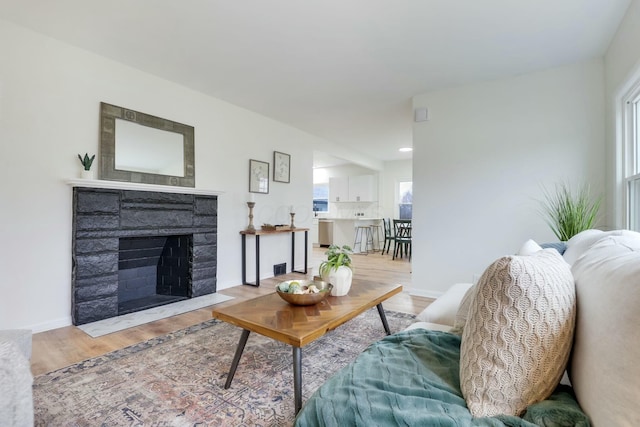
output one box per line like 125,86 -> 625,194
249,159 -> 269,194
273,151 -> 291,183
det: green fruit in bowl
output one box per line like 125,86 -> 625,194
278,282 -> 290,292
288,283 -> 302,294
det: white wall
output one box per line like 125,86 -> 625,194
411,60 -> 606,297
0,20 -> 335,331
381,159 -> 412,220
604,0 -> 640,228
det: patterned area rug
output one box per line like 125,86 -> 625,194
34,309 -> 415,426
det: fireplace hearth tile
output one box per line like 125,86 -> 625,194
77,293 -> 233,337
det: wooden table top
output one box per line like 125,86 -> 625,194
239,227 -> 309,235
212,280 -> 402,347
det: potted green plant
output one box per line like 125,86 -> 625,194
78,153 -> 96,179
319,245 -> 354,296
539,182 -> 601,241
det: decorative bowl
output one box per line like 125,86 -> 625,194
276,280 -> 333,306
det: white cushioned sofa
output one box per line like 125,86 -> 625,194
295,230 -> 640,426
0,329 -> 33,426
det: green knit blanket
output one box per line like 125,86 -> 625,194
295,329 -> 590,426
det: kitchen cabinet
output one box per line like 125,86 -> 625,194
329,177 -> 349,202
348,175 -> 377,202
329,175 -> 378,202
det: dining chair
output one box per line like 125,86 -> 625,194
392,219 -> 412,260
382,218 -> 395,255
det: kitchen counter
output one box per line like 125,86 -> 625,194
316,218 -> 383,252
318,217 -> 382,221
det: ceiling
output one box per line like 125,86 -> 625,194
0,0 -> 631,165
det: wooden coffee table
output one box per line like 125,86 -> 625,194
211,281 -> 403,414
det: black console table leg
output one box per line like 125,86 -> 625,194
303,230 -> 308,274
255,235 -> 260,286
241,234 -> 247,285
292,230 -> 309,275
291,231 -> 295,273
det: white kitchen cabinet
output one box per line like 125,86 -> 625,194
329,177 -> 349,202
329,175 -> 377,202
348,175 -> 378,202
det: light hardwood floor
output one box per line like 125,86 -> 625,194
31,247 -> 432,376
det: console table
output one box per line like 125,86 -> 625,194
239,228 -> 309,286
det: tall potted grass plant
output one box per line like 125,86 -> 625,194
540,182 -> 601,241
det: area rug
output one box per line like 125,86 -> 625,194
33,308 -> 415,426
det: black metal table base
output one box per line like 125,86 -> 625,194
241,230 -> 308,286
222,303 -> 392,415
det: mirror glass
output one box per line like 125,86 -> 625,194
115,119 -> 184,176
100,102 -> 195,187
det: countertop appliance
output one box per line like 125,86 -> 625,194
318,220 -> 334,247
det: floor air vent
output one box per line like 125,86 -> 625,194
273,263 -> 287,276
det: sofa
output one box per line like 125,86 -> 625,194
0,329 -> 33,427
295,230 -> 640,426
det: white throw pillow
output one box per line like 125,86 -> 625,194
569,234 -> 640,426
452,239 -> 542,335
562,229 -> 640,265
459,249 -> 575,417
517,239 -> 543,255
562,229 -> 604,265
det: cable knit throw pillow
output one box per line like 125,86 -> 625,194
459,249 -> 575,417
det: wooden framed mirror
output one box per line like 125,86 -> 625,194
99,102 -> 195,187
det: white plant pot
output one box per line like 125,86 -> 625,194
327,266 -> 353,297
80,169 -> 95,180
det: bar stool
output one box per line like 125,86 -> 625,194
369,223 -> 383,252
353,225 -> 374,254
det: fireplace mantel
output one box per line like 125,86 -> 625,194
67,178 -> 225,196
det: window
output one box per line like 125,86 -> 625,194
623,81 -> 640,231
313,183 -> 329,213
398,181 -> 413,219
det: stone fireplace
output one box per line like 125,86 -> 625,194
72,186 -> 217,325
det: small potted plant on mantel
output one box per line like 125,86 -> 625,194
78,153 -> 96,179
319,245 -> 354,296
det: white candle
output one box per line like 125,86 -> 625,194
290,205 -> 294,213
249,193 -> 255,202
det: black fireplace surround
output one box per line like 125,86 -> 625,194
72,187 -> 217,325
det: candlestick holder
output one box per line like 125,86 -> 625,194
290,212 -> 295,229
246,202 -> 256,232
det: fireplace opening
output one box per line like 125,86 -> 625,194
118,235 -> 193,315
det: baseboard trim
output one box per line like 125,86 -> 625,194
406,287 -> 444,299
28,316 -> 73,333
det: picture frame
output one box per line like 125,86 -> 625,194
249,159 -> 269,194
273,151 -> 291,183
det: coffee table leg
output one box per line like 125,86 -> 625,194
293,346 -> 302,414
376,303 -> 392,335
224,329 -> 251,389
